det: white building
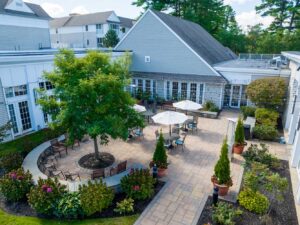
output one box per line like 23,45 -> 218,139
0,50 -> 125,141
49,11 -> 135,49
0,0 -> 51,51
282,52 -> 300,203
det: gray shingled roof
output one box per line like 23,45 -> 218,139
132,71 -> 227,83
0,0 -> 50,19
151,10 -> 237,65
50,11 -> 135,28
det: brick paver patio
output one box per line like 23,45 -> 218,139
53,110 -> 244,225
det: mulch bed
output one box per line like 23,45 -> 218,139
0,180 -> 165,219
197,160 -> 298,225
78,152 -> 115,169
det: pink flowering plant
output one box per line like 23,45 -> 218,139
27,177 -> 67,216
121,169 -> 155,200
0,168 -> 33,202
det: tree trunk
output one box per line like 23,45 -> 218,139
93,137 -> 100,160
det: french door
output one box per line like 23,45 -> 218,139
230,85 -> 241,108
7,101 -> 32,135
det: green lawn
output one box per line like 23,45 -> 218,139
0,209 -> 139,225
0,129 -> 57,157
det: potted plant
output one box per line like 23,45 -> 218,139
233,117 -> 246,154
211,138 -> 232,196
151,132 -> 168,177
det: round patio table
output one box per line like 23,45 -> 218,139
143,111 -> 155,123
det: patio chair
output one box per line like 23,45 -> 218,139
64,133 -> 80,149
91,168 -> 104,180
133,128 -> 144,139
63,171 -> 81,181
187,122 -> 197,133
175,133 -> 187,151
50,138 -> 68,158
117,160 -> 127,173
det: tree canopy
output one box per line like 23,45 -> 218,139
103,29 -> 120,48
39,50 -> 144,159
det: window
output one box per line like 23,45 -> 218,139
5,87 -> 13,98
97,38 -> 104,47
43,111 -> 48,124
153,80 -> 156,97
145,56 -> 151,63
145,80 -> 151,93
55,28 -> 58,34
181,83 -> 187,100
172,82 -> 178,101
18,101 -> 31,131
109,24 -> 119,30
223,84 -> 231,107
39,82 -> 45,90
5,85 -> 27,98
8,104 -> 18,134
85,25 -> 88,31
240,85 -> 248,107
87,39 -> 90,46
45,81 -> 54,90
14,85 -> 27,96
57,41 -> 59,44
96,24 -> 102,30
199,84 -> 204,104
137,79 -> 143,92
190,83 -> 197,102
166,81 -> 170,100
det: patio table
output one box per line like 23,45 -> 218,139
143,111 -> 155,123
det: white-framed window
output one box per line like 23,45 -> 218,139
18,101 -> 32,131
181,83 -> 187,100
5,85 -> 27,98
145,56 -> 151,63
172,82 -> 179,101
39,81 -> 54,90
190,83 -> 197,102
96,24 -> 102,32
166,81 -> 170,100
87,39 -> 90,46
8,104 -> 18,134
199,83 -> 204,104
97,38 -> 104,47
145,80 -> 151,93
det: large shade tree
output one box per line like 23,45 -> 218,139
39,50 -> 144,160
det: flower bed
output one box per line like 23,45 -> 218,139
197,160 -> 298,225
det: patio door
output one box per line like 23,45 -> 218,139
230,85 -> 241,108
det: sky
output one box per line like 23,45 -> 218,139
24,0 -> 273,31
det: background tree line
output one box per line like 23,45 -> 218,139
132,0 -> 300,54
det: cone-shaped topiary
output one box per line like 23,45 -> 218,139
235,117 -> 245,145
214,138 -> 231,185
153,132 -> 168,169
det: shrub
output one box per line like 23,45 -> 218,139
79,180 -> 114,216
27,177 -> 67,216
153,132 -> 168,169
253,125 -> 278,141
214,138 -> 232,185
234,118 -> 245,145
246,77 -> 287,109
114,198 -> 134,215
0,168 -> 33,202
54,192 -> 85,219
203,101 -> 219,112
121,169 -> 155,200
0,152 -> 23,173
242,144 -> 280,168
255,108 -> 279,127
212,202 -> 242,225
240,106 -> 256,119
238,189 -> 269,214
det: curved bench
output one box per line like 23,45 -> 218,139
22,136 -> 143,192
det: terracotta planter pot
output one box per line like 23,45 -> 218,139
211,176 -> 232,196
233,144 -> 245,154
214,183 -> 230,196
158,168 -> 167,177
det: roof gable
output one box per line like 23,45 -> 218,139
151,10 -> 237,65
0,0 -> 50,19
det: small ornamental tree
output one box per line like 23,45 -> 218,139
234,117 -> 245,146
103,29 -> 120,48
153,132 -> 168,169
246,78 -> 287,109
214,138 -> 231,185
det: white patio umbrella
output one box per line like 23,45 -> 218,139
173,100 -> 203,114
133,104 -> 146,113
152,111 -> 188,136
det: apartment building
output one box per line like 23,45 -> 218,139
0,0 -> 51,51
49,11 -> 135,48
